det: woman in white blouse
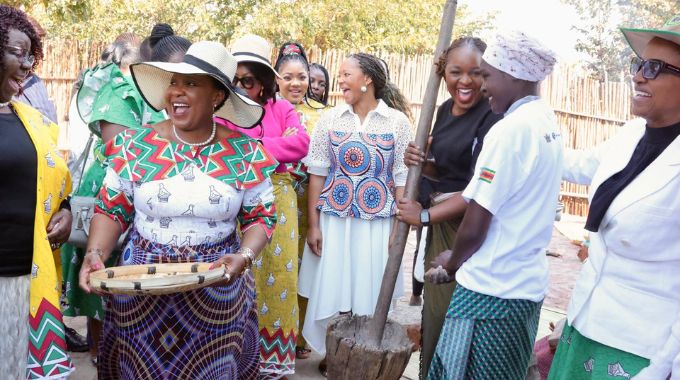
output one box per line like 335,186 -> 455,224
297,53 -> 413,371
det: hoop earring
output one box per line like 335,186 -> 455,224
360,85 -> 368,93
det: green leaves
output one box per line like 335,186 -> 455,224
21,0 -> 494,55
562,0 -> 671,81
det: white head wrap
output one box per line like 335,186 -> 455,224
482,31 -> 557,82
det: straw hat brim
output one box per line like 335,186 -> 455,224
130,61 -> 264,129
621,27 -> 680,57
233,53 -> 282,79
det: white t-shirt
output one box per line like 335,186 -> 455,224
457,97 -> 564,302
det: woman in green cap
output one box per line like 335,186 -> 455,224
549,14 -> 680,380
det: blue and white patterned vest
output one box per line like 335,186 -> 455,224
317,130 -> 397,220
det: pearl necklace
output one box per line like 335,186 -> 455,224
0,101 -> 10,108
173,120 -> 217,147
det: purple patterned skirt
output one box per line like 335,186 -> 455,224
98,228 -> 259,380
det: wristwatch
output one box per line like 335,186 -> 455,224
420,209 -> 431,227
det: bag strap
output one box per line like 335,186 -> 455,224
74,133 -> 95,191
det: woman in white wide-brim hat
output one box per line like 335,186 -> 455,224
549,14 -> 680,380
217,33 -> 310,379
78,40 -> 278,380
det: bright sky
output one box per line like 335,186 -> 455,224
461,0 -> 582,63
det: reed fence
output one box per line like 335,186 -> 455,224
36,39 -> 632,217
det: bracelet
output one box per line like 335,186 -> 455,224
238,247 -> 256,274
85,249 -> 104,259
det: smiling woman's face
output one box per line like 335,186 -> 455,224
480,60 -> 518,114
443,46 -> 485,116
164,73 -> 225,131
1,29 -> 32,103
631,37 -> 680,128
338,58 -> 370,105
276,60 -> 308,104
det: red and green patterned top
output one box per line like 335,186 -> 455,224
95,127 -> 279,241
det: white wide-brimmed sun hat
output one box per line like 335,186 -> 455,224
230,34 -> 281,79
130,41 -> 264,129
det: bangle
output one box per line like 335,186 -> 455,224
238,247 -> 255,273
85,249 -> 105,261
86,248 -> 103,257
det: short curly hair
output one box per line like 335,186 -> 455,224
435,37 -> 486,77
0,5 -> 43,73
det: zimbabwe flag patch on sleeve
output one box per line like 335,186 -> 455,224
479,167 -> 496,183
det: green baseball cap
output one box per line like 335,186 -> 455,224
621,14 -> 680,57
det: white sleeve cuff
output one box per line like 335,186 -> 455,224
307,166 -> 330,177
394,170 -> 407,187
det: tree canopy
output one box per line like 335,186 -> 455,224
563,0 -> 673,81
16,0 -> 495,55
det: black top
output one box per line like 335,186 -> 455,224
0,111 -> 37,276
420,98 -> 503,203
585,121 -> 680,232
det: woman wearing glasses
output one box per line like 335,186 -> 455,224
221,35 -> 310,378
548,15 -> 680,380
0,5 -> 73,378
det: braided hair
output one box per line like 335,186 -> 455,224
309,63 -> 330,105
0,5 -> 43,74
139,23 -> 174,61
274,41 -> 309,72
435,37 -> 487,77
152,35 -> 191,62
348,53 -> 413,120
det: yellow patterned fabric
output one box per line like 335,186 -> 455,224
11,101 -> 74,378
292,99 -> 329,349
295,98 -> 327,135
254,172 -> 299,377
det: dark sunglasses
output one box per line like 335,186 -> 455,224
232,76 -> 258,90
630,57 -> 680,80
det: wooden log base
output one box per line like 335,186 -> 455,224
326,315 -> 413,380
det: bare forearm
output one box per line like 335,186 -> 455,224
395,186 -> 404,202
428,193 -> 468,225
445,200 -> 492,272
307,174 -> 326,228
100,121 -> 127,144
240,226 -> 269,258
85,214 -> 123,262
421,161 -> 440,181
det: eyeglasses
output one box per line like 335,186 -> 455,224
232,76 -> 258,90
6,45 -> 35,66
630,57 -> 680,80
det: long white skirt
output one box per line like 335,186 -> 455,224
298,213 -> 404,354
0,275 -> 30,379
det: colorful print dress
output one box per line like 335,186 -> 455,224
94,127 -> 278,379
61,63 -> 164,320
289,98 -> 329,349
4,102 -> 74,379
297,100 -> 411,354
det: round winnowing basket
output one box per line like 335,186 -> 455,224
89,263 -> 228,295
